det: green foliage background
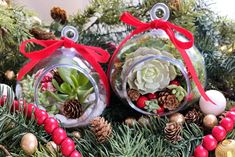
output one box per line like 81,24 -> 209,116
0,0 -> 234,156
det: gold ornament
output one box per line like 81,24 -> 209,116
169,113 -> 185,125
203,114 -> 218,129
215,139 -> 235,157
46,141 -> 59,154
20,133 -> 38,156
72,131 -> 81,140
4,70 -> 15,80
124,117 -> 137,127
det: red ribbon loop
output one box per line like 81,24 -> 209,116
17,37 -> 110,102
108,12 -> 215,105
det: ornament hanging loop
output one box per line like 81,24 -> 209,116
150,3 -> 170,21
61,26 -> 79,42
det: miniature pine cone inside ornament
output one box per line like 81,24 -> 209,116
62,99 -> 82,119
164,122 -> 182,143
90,117 -> 112,143
158,91 -> 179,111
127,89 -> 140,101
50,6 -> 68,24
30,28 -> 56,40
185,108 -> 203,124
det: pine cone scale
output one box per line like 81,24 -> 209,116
62,99 -> 82,119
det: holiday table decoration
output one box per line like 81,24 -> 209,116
108,3 -> 214,116
17,26 -> 110,128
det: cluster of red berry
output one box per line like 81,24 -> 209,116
135,80 -> 180,113
0,96 -> 82,157
193,108 -> 235,157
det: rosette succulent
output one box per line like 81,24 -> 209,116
122,47 -> 177,94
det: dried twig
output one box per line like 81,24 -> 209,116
0,144 -> 11,156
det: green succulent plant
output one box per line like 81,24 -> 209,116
46,68 -> 94,105
167,85 -> 187,102
122,47 -> 177,94
144,99 -> 160,113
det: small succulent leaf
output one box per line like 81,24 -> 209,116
45,91 -> 63,102
71,74 -> 79,88
144,99 -> 160,112
77,72 -> 89,87
60,82 -> 72,94
77,87 -> 94,103
58,68 -> 74,87
52,79 -> 63,92
57,94 -> 68,101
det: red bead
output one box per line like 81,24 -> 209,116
202,135 -> 217,151
136,96 -> 148,108
70,150 -> 82,157
24,103 -> 36,118
34,109 -> 48,125
146,93 -> 157,100
226,111 -> 235,124
52,128 -> 67,145
156,106 -> 164,114
170,80 -> 180,86
61,138 -> 75,156
219,117 -> 234,132
11,100 -> 19,112
231,107 -> 235,112
194,145 -> 208,157
44,117 -> 59,134
212,126 -> 226,141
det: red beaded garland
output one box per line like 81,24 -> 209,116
0,95 -> 7,106
61,138 -> 75,156
231,107 -> 235,112
226,111 -> 235,123
24,103 -> 36,118
52,128 -> 67,145
212,126 -> 226,141
193,145 -> 208,157
44,117 -> 59,134
34,109 -> 48,125
202,135 -> 217,151
70,150 -> 82,157
219,117 -> 234,132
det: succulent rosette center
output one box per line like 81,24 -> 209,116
122,47 -> 177,95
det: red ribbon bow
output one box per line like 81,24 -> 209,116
17,37 -> 110,102
108,12 -> 215,105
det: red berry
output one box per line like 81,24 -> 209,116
44,117 -> 59,134
147,93 -> 157,100
156,106 -> 164,114
226,111 -> 235,124
170,80 -> 180,86
34,109 -> 48,125
70,150 -> 82,157
136,96 -> 148,108
194,145 -> 208,157
61,138 -> 75,156
212,126 -> 226,141
52,128 -> 67,145
219,117 -> 234,132
202,134 -> 217,151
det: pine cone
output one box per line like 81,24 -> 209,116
158,91 -> 179,110
164,122 -> 182,143
169,0 -> 181,11
90,117 -> 112,143
218,111 -> 227,122
62,99 -> 82,119
30,28 -> 56,40
50,7 -> 68,24
185,109 -> 203,124
127,89 -> 140,101
52,70 -> 63,85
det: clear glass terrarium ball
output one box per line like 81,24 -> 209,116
19,47 -> 107,128
109,30 -> 206,116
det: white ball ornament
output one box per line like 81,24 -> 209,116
199,90 -> 226,116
